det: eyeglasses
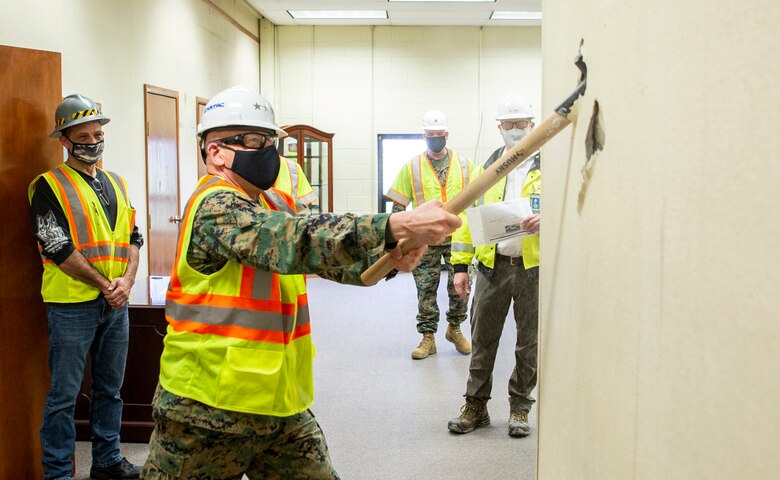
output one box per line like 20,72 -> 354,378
423,131 -> 446,138
500,120 -> 531,130
91,178 -> 110,206
215,132 -> 277,149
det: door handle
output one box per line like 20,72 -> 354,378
169,215 -> 183,224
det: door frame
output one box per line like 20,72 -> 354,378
143,84 -> 180,295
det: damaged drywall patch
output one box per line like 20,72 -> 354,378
585,100 -> 605,161
578,100 -> 605,213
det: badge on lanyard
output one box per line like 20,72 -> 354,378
530,193 -> 540,213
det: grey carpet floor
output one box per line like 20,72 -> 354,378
76,271 -> 536,479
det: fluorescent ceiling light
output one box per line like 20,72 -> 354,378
490,11 -> 542,20
288,10 -> 388,19
389,0 -> 495,3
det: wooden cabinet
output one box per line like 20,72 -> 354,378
280,125 -> 334,213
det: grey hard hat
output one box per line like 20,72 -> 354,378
50,94 -> 110,138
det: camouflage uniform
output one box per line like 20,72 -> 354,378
142,186 -> 391,479
143,386 -> 339,480
392,152 -> 469,334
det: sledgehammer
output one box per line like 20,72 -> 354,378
361,54 -> 588,286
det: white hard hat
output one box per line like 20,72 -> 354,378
496,94 -> 534,121
197,86 -> 287,139
421,110 -> 448,132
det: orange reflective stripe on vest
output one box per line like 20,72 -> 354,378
166,175 -> 307,345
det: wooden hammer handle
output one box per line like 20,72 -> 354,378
360,112 -> 572,286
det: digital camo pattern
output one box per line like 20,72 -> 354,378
142,387 -> 340,480
413,243 -> 469,333
186,190 -> 390,285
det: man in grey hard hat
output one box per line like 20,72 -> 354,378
29,94 -> 143,479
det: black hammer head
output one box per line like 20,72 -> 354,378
555,53 -> 588,116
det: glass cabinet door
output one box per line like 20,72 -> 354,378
281,125 -> 334,213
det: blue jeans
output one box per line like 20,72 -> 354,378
40,296 -> 129,480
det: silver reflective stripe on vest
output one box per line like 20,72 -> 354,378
410,155 -> 425,206
297,304 -> 310,327
49,168 -> 91,245
451,242 -> 475,254
263,189 -> 296,214
105,170 -> 129,204
166,299 -> 299,333
79,244 -> 124,261
287,158 -> 300,200
194,176 -> 224,198
457,153 -> 470,185
251,270 -> 273,300
297,191 -> 318,206
384,189 -> 409,206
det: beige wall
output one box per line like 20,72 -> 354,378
4,3 -> 542,273
538,1 -> 780,479
261,24 -> 541,213
1,0 -> 260,282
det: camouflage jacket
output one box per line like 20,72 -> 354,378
187,189 -> 390,285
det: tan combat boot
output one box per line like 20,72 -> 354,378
508,411 -> 531,437
445,324 -> 472,354
448,397 -> 490,434
411,333 -> 436,360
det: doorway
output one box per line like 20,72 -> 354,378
376,133 -> 426,213
144,85 -> 180,280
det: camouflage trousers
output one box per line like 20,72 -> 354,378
465,254 -> 539,413
141,385 -> 339,480
412,243 -> 469,333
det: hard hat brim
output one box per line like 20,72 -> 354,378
50,116 -> 110,138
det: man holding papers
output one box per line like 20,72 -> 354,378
448,94 -> 541,438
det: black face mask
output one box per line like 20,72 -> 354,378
222,144 -> 280,190
425,136 -> 446,154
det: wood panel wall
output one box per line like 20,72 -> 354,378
0,45 -> 62,478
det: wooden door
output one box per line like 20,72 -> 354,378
0,45 -> 62,479
196,96 -> 208,179
144,85 -> 180,279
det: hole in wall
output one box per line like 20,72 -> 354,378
578,100 -> 605,213
585,100 -> 604,162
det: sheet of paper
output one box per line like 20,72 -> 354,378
149,276 -> 170,305
465,198 -> 534,246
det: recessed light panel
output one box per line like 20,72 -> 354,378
288,10 -> 389,20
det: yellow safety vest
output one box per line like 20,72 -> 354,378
274,157 -> 318,209
385,149 -> 472,208
160,175 -> 315,416
452,151 -> 541,270
28,164 -> 135,303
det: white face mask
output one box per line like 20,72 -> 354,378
501,128 -> 527,149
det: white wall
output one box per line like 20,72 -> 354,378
262,25 -> 541,213
538,0 -> 780,479
1,0 -> 260,282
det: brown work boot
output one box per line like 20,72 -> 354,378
445,324 -> 472,354
508,411 -> 531,437
411,333 -> 436,359
448,397 -> 490,433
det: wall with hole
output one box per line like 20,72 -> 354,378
537,1 -> 780,479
